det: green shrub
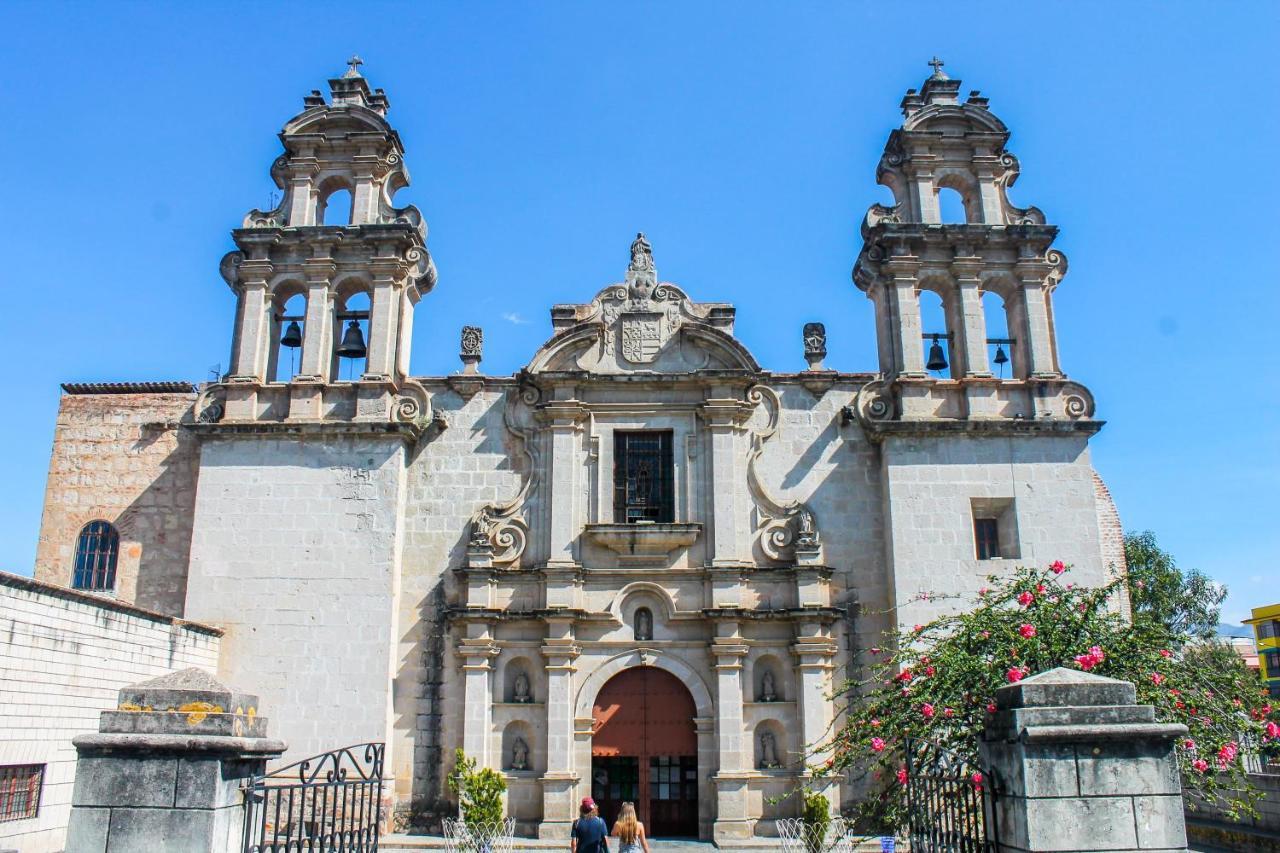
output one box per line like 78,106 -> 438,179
447,749 -> 507,830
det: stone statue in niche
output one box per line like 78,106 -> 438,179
759,670 -> 778,702
513,670 -> 531,704
634,608 -> 653,641
469,509 -> 493,548
795,508 -> 820,550
511,736 -> 529,771
759,730 -> 780,769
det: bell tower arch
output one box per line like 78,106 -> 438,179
852,60 -> 1095,424
211,57 -> 437,429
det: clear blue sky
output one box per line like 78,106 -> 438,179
2,2 -> 1276,623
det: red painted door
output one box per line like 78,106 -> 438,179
591,667 -> 698,837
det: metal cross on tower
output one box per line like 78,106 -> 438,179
928,56 -> 945,77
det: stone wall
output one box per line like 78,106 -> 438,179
879,433 -> 1110,629
34,388 -> 200,616
183,433 -> 408,767
0,572 -> 221,853
1186,771 -> 1280,852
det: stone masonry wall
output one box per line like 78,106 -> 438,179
880,434 -> 1110,630
34,391 -> 200,616
0,572 -> 221,853
183,434 -> 407,767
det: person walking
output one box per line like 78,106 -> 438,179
571,797 -> 610,853
610,802 -> 651,853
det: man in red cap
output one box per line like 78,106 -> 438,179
570,796 -> 609,853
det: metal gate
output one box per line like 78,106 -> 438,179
904,737 -> 999,853
242,742 -> 385,853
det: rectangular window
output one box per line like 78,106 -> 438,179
613,431 -> 674,524
974,518 -> 1000,560
0,765 -> 43,823
1265,650 -> 1280,677
1259,620 -> 1280,641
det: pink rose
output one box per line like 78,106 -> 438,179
1006,667 -> 1026,684
1017,592 -> 1034,607
1183,739 -> 1196,751
1050,560 -> 1065,574
978,587 -> 989,597
1074,646 -> 1105,672
1192,759 -> 1209,773
923,665 -> 936,677
870,718 -> 881,728
921,703 -> 936,719
981,630 -> 991,639
1159,649 -> 1172,658
896,767 -> 908,785
986,703 -> 998,714
1018,624 -> 1037,639
1036,583 -> 1046,594
871,737 -> 886,753
913,624 -> 923,633
1151,673 -> 1164,686
1265,721 -> 1280,741
971,771 -> 984,790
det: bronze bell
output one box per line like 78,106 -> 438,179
926,335 -> 948,372
993,344 -> 1009,367
279,320 -> 302,349
336,320 -> 367,359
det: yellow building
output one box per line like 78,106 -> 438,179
1245,603 -> 1280,697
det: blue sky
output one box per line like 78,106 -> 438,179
2,2 -> 1276,623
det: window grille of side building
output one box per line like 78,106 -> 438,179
0,765 -> 43,823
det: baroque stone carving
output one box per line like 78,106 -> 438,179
802,323 -> 827,371
459,325 -> 483,375
745,385 -> 823,563
467,383 -> 541,566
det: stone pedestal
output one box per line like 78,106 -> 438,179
65,668 -> 286,853
980,667 -> 1188,853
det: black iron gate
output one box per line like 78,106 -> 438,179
242,742 -> 385,853
905,737 -> 999,853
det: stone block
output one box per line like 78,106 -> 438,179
175,756 -> 256,810
64,805 -> 110,853
71,755 -> 177,808
1077,741 -> 1180,796
106,806 -> 215,852
1023,796 -> 1138,851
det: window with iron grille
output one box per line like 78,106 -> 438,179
974,517 -> 1000,560
1265,650 -> 1280,677
72,520 -> 119,591
1260,620 -> 1280,641
613,431 -> 674,523
0,765 -> 43,823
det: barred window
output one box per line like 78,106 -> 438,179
72,520 -> 119,591
613,431 -> 674,524
0,765 -> 43,823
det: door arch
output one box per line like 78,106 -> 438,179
591,667 -> 699,838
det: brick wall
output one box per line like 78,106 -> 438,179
0,572 -> 221,853
33,390 -> 200,616
1093,468 -> 1133,619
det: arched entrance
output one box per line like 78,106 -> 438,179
590,667 -> 699,837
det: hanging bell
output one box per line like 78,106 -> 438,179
925,336 -> 948,372
336,320 -> 367,359
993,344 -> 1009,367
279,320 -> 303,349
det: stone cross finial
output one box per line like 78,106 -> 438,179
344,55 -> 364,78
928,56 -> 947,78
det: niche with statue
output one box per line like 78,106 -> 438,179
503,657 -> 538,704
502,721 -> 537,773
754,720 -> 787,770
753,655 -> 786,703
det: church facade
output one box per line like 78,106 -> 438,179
33,62 -> 1125,842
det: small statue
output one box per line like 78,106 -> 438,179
759,730 -> 780,769
513,671 -> 531,704
760,670 -> 777,703
511,736 -> 529,771
634,607 -> 653,641
469,509 -> 494,548
629,232 -> 654,272
795,508 -> 820,550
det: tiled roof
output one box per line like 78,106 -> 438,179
61,381 -> 196,395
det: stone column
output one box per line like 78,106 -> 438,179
363,275 -> 399,381
538,619 -> 580,839
954,262 -> 989,377
1014,261 -> 1060,378
228,278 -> 269,382
980,667 -> 1188,853
883,255 -> 925,377
543,394 -> 584,572
65,669 -> 285,853
457,626 -> 499,768
704,391 -> 747,573
711,625 -> 751,842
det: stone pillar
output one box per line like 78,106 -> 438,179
1014,265 -> 1060,377
704,392 -> 746,571
229,278 -> 269,382
538,620 -> 580,839
543,394 -> 584,571
457,626 -> 499,768
711,625 -> 751,842
954,263 -> 989,377
298,278 -> 333,381
885,265 -> 925,377
980,667 -> 1188,853
65,668 -> 285,853
363,275 -> 399,381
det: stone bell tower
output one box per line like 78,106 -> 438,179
851,60 -> 1095,425
210,56 -> 437,429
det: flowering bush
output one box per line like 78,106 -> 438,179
821,563 -> 1277,833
